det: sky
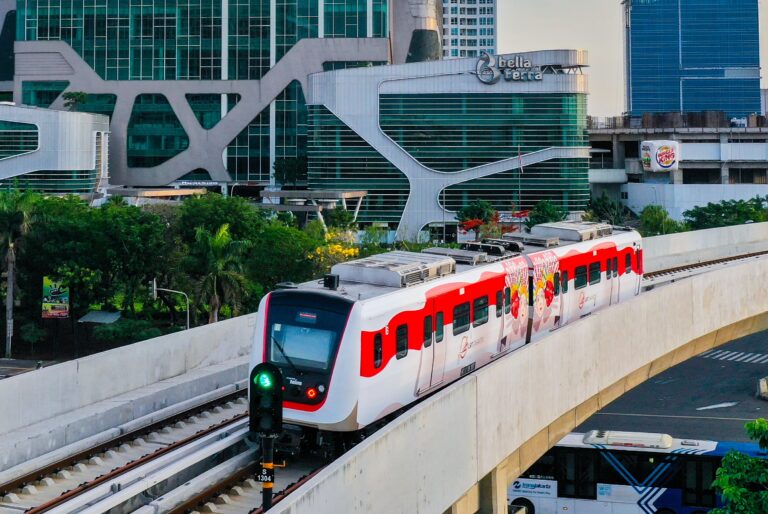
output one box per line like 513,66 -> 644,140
497,0 -> 768,117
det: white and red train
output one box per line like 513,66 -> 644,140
250,222 -> 643,434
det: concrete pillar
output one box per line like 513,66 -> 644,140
446,484 -> 480,514
612,135 -> 625,169
672,168 -> 683,185
478,466 -> 508,514
721,163 -> 730,184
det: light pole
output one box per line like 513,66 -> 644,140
151,279 -> 190,330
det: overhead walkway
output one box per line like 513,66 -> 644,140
270,239 -> 768,514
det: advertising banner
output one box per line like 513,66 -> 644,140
42,277 -> 69,319
641,141 -> 680,172
509,478 -> 557,498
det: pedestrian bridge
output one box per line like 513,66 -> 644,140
271,240 -> 768,514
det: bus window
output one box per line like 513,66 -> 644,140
525,451 -> 555,480
436,312 -> 444,342
575,266 -> 587,289
423,316 -> 433,348
453,303 -> 470,335
554,272 -> 560,295
589,262 -> 601,285
473,296 -> 489,326
373,333 -> 383,369
396,324 -> 408,359
625,253 -> 632,273
556,448 -> 597,500
613,257 -> 619,277
504,287 -> 511,314
496,291 -> 503,317
562,271 -> 569,293
606,259 -> 612,279
684,457 -> 717,507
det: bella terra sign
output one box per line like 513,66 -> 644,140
475,51 -> 544,84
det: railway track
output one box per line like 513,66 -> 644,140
642,249 -> 768,287
0,391 -> 249,514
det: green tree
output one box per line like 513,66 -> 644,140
712,418 -> 768,513
191,224 -> 251,324
177,193 -> 267,244
587,193 -> 628,225
683,197 -> 768,231
273,157 -> 308,188
639,205 -> 687,236
248,224 -> 320,293
0,190 -> 40,357
525,200 -> 566,230
457,200 -> 496,239
62,91 -> 88,111
325,207 -> 356,230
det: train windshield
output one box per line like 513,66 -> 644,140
266,292 -> 352,373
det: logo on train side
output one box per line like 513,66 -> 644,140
475,52 -> 544,84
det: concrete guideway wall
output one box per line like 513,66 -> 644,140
0,313 -> 256,440
643,221 -> 768,272
271,257 -> 768,514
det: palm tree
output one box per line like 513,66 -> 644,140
0,190 -> 38,357
193,224 -> 250,324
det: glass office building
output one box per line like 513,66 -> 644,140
15,0 -> 390,186
624,0 -> 761,118
307,51 -> 591,239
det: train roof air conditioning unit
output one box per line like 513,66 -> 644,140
331,251 -> 456,288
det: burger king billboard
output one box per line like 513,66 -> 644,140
640,141 -> 680,172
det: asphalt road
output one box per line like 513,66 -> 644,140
577,329 -> 768,443
0,358 -> 50,379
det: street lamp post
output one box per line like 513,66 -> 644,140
151,279 -> 190,330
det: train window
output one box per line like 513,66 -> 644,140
436,312 -> 444,342
423,316 -> 433,348
561,271 -> 568,293
574,266 -> 587,289
613,257 -> 618,277
625,253 -> 632,273
496,291 -> 503,317
504,287 -> 511,314
589,262 -> 601,285
473,296 -> 489,327
606,259 -> 612,279
396,324 -> 408,359
554,272 -> 560,295
373,333 -> 383,369
453,303 -> 470,335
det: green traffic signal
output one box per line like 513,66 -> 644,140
255,372 -> 274,389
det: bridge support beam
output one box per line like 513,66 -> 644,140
478,466 -> 508,514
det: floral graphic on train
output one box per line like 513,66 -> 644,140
529,251 -> 560,331
501,258 -> 528,337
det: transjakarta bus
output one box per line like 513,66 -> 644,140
509,430 -> 760,514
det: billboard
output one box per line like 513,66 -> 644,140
42,277 -> 69,319
641,141 -> 680,172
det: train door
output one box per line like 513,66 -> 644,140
609,256 -> 620,305
415,300 -> 446,395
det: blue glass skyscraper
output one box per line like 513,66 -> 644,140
624,0 -> 761,118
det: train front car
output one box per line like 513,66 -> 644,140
251,289 -> 361,432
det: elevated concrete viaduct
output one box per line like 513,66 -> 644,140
270,254 -> 768,514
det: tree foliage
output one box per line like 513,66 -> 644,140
712,418 -> 768,514
325,207 -> 356,230
457,200 -> 497,239
683,197 -> 768,231
525,200 -> 566,230
273,157 -> 308,187
639,205 -> 687,236
62,91 -> 88,111
587,193 -> 628,226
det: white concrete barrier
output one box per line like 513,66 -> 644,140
643,221 -> 768,272
270,257 -> 768,514
0,313 -> 257,471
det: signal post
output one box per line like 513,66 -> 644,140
250,362 -> 284,511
